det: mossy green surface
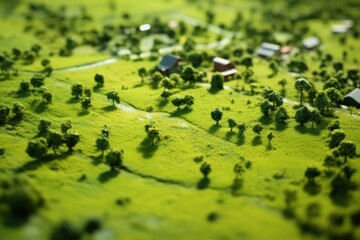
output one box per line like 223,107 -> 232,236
1,0 -> 360,239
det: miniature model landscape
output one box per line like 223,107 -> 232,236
0,0 -> 360,239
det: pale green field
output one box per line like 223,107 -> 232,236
1,0 -> 360,239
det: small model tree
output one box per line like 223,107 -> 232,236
210,73 -> 224,90
267,131 -> 274,145
42,91 -> 52,104
240,56 -> 253,69
237,123 -> 246,136
26,138 -> 48,160
295,106 -> 311,126
227,118 -> 237,132
252,123 -> 263,135
211,108 -> 223,125
84,88 -> 92,98
145,123 -> 160,144
30,73 -> 45,88
275,106 -> 290,124
61,120 -> 72,134
310,109 -> 322,128
151,72 -> 163,87
106,91 -> 120,106
200,162 -> 211,178
138,67 -> 147,83
38,119 -> 51,135
171,97 -> 184,110
94,74 -> 104,87
267,91 -> 283,109
96,135 -> 109,155
181,65 -> 196,85
71,83 -> 83,99
162,77 -> 176,89
183,95 -> 194,108
295,77 -> 311,106
101,125 -> 110,138
160,89 -> 171,100
329,130 -> 345,149
260,100 -> 272,116
106,149 -> 123,170
81,97 -> 92,111
314,91 -> 331,116
0,104 -> 10,125
12,103 -> 25,119
328,120 -> 340,132
338,141 -> 356,163
20,81 -> 30,92
64,130 -> 80,151
47,130 -> 64,154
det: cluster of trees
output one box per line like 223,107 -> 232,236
171,95 -> 194,110
27,119 -> 80,159
260,88 -> 284,116
96,125 -> 110,155
0,102 -> 25,124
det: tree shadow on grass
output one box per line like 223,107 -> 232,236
294,125 -> 321,136
157,99 -> 169,108
90,154 -> 103,166
225,131 -> 236,140
170,107 -> 193,116
137,138 -> 158,159
259,115 -> 273,125
102,105 -> 117,112
78,111 -> 89,116
66,98 -> 81,104
236,136 -> 245,146
275,123 -> 288,132
197,177 -> 210,190
8,116 -> 23,127
252,135 -> 262,146
330,190 -> 352,207
15,152 -> 71,173
3,215 -> 29,228
207,88 -> 222,95
209,124 -> 221,133
98,169 -> 119,183
303,181 -> 321,196
15,91 -> 31,98
35,102 -> 47,113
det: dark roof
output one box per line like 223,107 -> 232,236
344,88 -> 360,107
158,54 -> 180,71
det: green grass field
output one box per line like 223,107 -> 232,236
1,0 -> 360,239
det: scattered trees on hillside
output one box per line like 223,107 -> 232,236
237,123 -> 246,136
329,130 -> 346,149
47,130 -> 63,153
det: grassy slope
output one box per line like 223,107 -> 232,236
1,0 -> 360,239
